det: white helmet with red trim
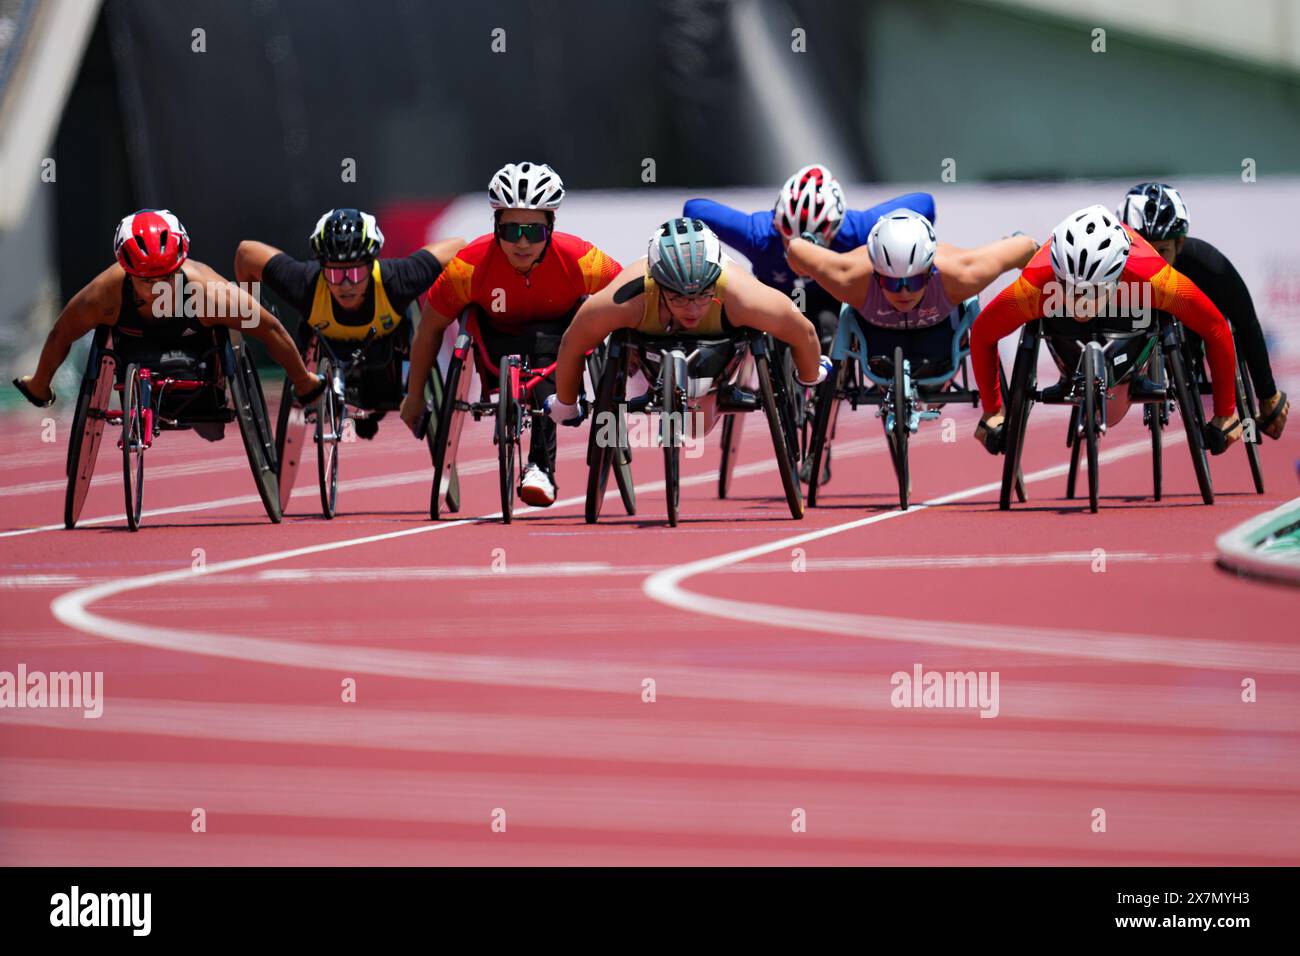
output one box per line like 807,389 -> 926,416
773,164 -> 846,244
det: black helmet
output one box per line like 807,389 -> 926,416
1118,183 -> 1189,241
309,208 -> 384,262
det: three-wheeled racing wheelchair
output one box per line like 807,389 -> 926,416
64,323 -> 280,531
584,325 -> 805,527
997,307 -> 1241,514
426,306 -> 635,524
274,303 -> 457,518
802,297 -> 1025,511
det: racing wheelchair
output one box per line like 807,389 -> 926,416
1060,318 -> 1266,504
64,324 -> 280,531
274,304 -> 449,518
802,298 -> 1025,511
427,307 -> 634,523
585,326 -> 804,527
999,309 -> 1216,514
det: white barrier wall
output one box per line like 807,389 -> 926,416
432,176 -> 1300,388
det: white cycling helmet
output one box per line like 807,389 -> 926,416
866,209 -> 937,278
773,164 -> 845,242
488,162 -> 565,210
1049,204 -> 1131,288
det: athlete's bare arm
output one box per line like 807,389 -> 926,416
936,236 -> 1038,302
186,259 -> 320,395
233,241 -> 282,284
720,268 -> 822,382
397,299 -> 461,432
423,237 -> 468,266
16,264 -> 123,402
784,237 -> 875,306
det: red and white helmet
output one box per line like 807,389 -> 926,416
773,164 -> 846,243
114,209 -> 189,278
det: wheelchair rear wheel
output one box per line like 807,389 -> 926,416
228,336 -> 282,524
804,359 -> 843,508
275,340 -> 316,514
585,335 -> 632,524
1168,338 -> 1214,505
755,340 -> 804,520
1236,359 -> 1264,494
430,336 -> 474,519
64,333 -> 116,529
1000,322 -> 1039,511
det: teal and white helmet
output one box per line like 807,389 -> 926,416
648,218 -> 723,295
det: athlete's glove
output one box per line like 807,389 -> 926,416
796,355 -> 833,388
292,373 -> 329,406
544,394 -> 586,426
13,377 -> 55,408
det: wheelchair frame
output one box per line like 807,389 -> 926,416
64,324 -> 280,531
585,326 -> 803,527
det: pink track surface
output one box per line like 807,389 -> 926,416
0,393 -> 1297,866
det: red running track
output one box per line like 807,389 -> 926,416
0,390 -> 1297,866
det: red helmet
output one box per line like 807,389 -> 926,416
113,209 -> 189,278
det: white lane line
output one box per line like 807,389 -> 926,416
0,446 -> 507,539
159,551 -> 1203,587
0,455 -> 248,499
41,432 -> 895,699
643,433 -> 1300,674
1,413 -> 888,538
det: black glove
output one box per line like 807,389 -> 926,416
13,378 -> 55,408
293,374 -> 329,406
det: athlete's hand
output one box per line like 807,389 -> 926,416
1207,414 -> 1243,454
974,410 -> 1005,454
292,373 -> 328,405
796,355 -> 833,388
13,375 -> 55,408
400,392 -> 427,435
544,394 -> 586,426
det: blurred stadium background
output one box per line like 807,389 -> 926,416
1,0 -> 1298,395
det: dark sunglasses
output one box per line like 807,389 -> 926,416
323,264 -> 369,285
876,270 -> 932,294
496,222 -> 550,244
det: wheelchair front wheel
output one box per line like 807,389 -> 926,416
316,356 -> 341,519
121,364 -> 147,532
891,346 -> 910,511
